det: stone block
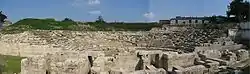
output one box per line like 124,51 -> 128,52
235,49 -> 249,61
165,52 -> 197,70
21,52 -> 90,74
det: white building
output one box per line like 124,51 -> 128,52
170,16 -> 210,25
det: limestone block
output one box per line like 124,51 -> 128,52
206,60 -> 220,73
235,49 -> 249,61
200,50 -> 221,58
183,65 -> 207,74
91,67 -> 101,74
157,68 -> 167,74
207,58 -> 229,66
21,57 -> 46,74
145,70 -> 158,74
194,61 -> 206,65
166,53 -> 197,70
133,70 -> 146,74
21,51 -> 90,74
112,55 -> 140,72
110,68 -> 123,74
172,70 -> 183,74
100,72 -> 109,74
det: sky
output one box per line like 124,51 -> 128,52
0,0 -> 232,22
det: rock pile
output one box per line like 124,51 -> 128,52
146,26 -> 226,52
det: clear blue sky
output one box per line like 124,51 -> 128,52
1,0 -> 231,22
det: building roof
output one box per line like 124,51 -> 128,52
170,16 -> 208,20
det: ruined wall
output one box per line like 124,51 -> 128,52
235,49 -> 249,61
0,42 -> 61,57
0,30 -> 145,57
110,54 -> 140,73
173,65 -> 207,74
0,26 -> 227,57
199,50 -> 222,58
21,51 -> 90,74
21,56 -> 47,74
194,44 -> 243,52
164,52 -> 197,70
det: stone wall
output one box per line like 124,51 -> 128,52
198,50 -> 222,58
0,26 -> 227,57
166,52 -> 197,70
195,44 -> 243,52
21,51 -> 90,74
0,30 -> 145,57
0,42 -> 61,57
172,65 -> 207,74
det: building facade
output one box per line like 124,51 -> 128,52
170,16 -> 210,25
159,20 -> 170,25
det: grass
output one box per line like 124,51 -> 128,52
85,22 -> 161,31
0,54 -> 25,74
0,18 -> 161,34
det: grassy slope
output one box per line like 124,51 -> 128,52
0,55 -> 24,74
1,18 -> 80,34
86,22 -> 161,31
1,18 -> 161,34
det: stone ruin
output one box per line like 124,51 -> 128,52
21,51 -> 91,74
21,36 -> 249,74
0,25 -> 248,74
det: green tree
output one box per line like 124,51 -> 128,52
62,18 -> 74,22
209,15 -> 217,24
227,0 -> 250,22
208,15 -> 228,24
0,11 -> 7,22
95,16 -> 105,24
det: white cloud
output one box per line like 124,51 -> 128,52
71,0 -> 85,7
88,0 -> 100,5
71,0 -> 100,7
88,10 -> 101,15
144,12 -> 155,19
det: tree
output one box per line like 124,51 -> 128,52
227,0 -> 250,22
95,16 -> 105,23
208,15 -> 228,24
208,15 -> 217,24
62,18 -> 74,22
0,11 -> 7,22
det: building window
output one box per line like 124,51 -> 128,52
202,20 -> 205,24
189,20 -> 192,23
175,20 -> 178,23
195,20 -> 198,23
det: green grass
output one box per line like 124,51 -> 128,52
1,18 -> 80,34
86,22 -> 161,31
0,18 -> 161,34
0,55 -> 25,74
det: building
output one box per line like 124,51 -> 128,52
159,20 -> 170,25
170,16 -> 210,25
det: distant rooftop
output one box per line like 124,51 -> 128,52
170,16 -> 208,20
